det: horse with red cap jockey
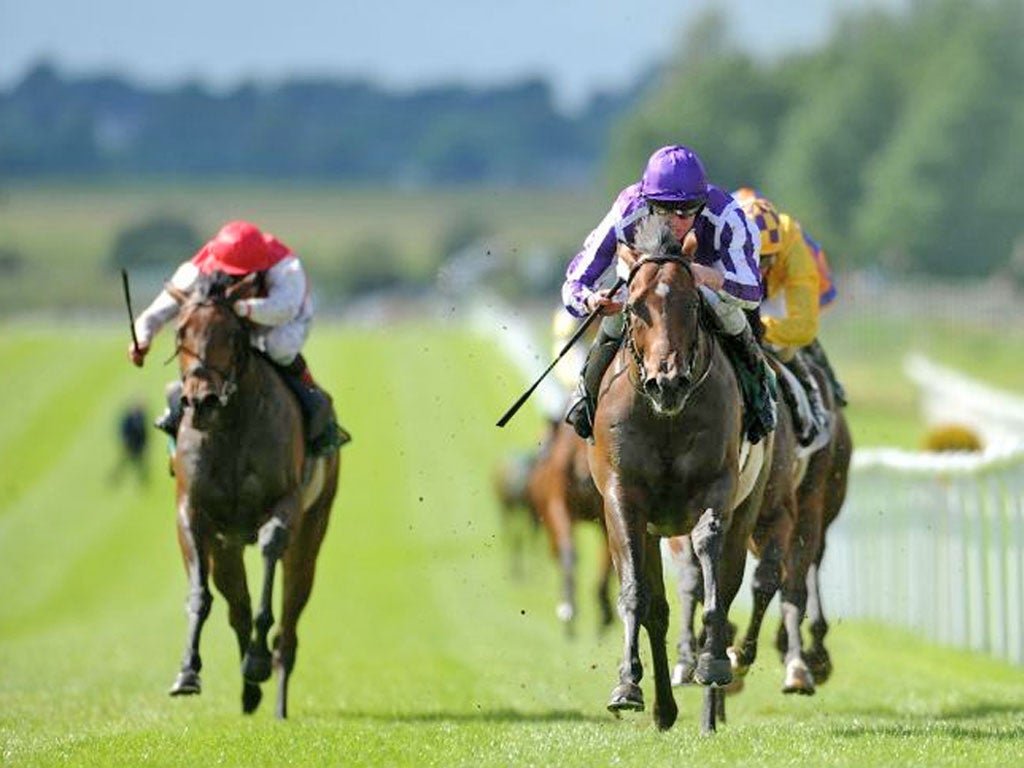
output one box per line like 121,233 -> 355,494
128,220 -> 350,456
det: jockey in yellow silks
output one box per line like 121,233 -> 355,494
733,188 -> 846,449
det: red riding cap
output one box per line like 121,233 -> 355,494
192,221 -> 291,275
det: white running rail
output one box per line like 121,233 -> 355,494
823,442 -> 1024,664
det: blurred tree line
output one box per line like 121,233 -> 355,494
3,0 -> 1021,287
0,67 -> 634,185
607,0 -> 1024,277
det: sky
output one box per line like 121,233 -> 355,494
0,0 -> 907,110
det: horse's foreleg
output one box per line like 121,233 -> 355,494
804,558 -> 833,684
209,540 -> 262,714
733,532 -> 785,675
642,534 -> 676,731
557,540 -> 578,635
541,496 -> 577,635
779,505 -> 821,696
596,538 -> 615,633
243,497 -> 296,686
274,498 -> 330,720
604,488 -> 648,713
665,535 -> 702,686
170,505 -> 211,696
691,507 -> 732,687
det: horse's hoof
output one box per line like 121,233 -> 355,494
607,682 -> 645,712
169,670 -> 201,696
782,658 -> 816,695
242,682 -> 263,714
556,601 -> 575,623
723,676 -> 745,696
806,650 -> 833,684
653,700 -> 678,731
242,651 -> 273,683
671,660 -> 696,687
694,654 -> 733,687
726,645 -> 751,677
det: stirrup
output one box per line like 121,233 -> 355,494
565,396 -> 594,442
154,408 -> 180,438
799,413 -> 832,453
310,421 -> 351,457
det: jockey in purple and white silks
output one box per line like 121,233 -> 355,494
561,145 -> 777,444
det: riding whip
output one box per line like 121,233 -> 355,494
496,277 -> 625,428
121,268 -> 140,353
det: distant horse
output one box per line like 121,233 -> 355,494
492,448 -> 541,580
668,352 -> 852,696
525,420 -> 613,637
163,272 -> 340,718
588,217 -> 771,733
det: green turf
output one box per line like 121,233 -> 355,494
1,324 -> 1022,767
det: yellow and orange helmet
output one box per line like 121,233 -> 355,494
734,187 -> 782,257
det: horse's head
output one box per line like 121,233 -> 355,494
168,271 -> 257,429
620,215 -> 706,416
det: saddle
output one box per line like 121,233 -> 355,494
764,349 -> 832,456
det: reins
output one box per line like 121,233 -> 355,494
622,253 -> 714,408
171,297 -> 251,408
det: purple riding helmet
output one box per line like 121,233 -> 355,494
640,145 -> 708,207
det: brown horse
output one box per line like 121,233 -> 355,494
588,217 -> 771,733
525,420 -> 613,637
492,447 -> 541,580
668,351 -> 852,696
163,272 -> 340,718
667,354 -> 801,692
775,364 -> 852,687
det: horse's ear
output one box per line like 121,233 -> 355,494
225,272 -> 260,301
616,241 -> 639,271
682,231 -> 698,257
165,282 -> 188,305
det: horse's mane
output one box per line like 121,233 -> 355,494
190,271 -> 236,305
633,214 -> 683,258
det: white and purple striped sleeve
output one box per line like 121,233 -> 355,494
561,203 -> 620,318
702,197 -> 762,309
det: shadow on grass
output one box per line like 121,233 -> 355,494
833,701 -> 1024,723
324,707 -> 611,725
832,722 -> 1024,742
829,701 -> 1024,741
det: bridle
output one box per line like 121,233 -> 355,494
170,299 -> 249,408
623,253 -> 714,409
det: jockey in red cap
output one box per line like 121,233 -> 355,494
127,220 -> 350,456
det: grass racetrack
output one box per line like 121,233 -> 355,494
2,323 -> 1023,767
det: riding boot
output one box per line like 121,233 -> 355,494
804,338 -> 848,407
718,324 -> 777,444
277,355 -> 352,457
154,380 -> 184,438
564,325 -> 622,442
785,352 -> 831,449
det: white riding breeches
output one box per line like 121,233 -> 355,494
252,317 -> 311,366
699,286 -> 747,336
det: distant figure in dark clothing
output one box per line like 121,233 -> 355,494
111,401 -> 149,485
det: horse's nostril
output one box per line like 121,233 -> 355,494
644,377 -> 660,396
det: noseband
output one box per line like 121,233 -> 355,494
623,253 -> 714,409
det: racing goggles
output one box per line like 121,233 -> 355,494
648,198 -> 706,218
